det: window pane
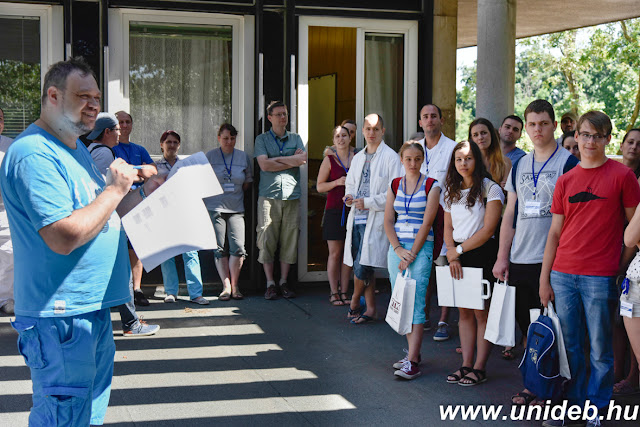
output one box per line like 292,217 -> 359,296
129,22 -> 233,155
0,16 -> 41,138
364,33 -> 404,150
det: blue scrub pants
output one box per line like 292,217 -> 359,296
11,308 -> 115,426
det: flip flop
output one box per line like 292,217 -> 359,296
218,291 -> 231,301
511,391 -> 537,405
347,306 -> 364,319
350,314 -> 375,324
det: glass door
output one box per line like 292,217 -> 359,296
298,17 -> 418,282
0,4 -> 63,137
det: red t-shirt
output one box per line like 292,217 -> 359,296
551,159 -> 640,276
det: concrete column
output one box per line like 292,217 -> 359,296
431,0 -> 458,139
476,0 -> 516,128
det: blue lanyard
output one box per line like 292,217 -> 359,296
270,130 -> 285,154
335,150 -> 351,173
622,278 -> 630,295
220,148 -> 234,178
531,144 -> 559,199
425,148 -> 430,175
403,174 -> 422,217
335,151 -> 351,226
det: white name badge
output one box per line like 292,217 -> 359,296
524,199 -> 541,216
399,223 -> 414,233
354,214 -> 368,225
223,183 -> 235,193
621,300 -> 633,318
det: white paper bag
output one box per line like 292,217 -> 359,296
547,302 -> 571,379
385,271 -> 416,335
530,308 -> 541,324
435,266 -> 491,310
484,280 -> 516,346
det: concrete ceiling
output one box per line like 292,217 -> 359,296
457,0 -> 640,48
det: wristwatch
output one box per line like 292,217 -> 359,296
456,245 -> 464,255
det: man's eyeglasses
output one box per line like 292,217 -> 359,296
270,112 -> 288,118
578,132 -> 608,142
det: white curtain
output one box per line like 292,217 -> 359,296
364,34 -> 404,150
129,24 -> 232,155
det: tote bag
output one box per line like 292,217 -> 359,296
385,271 -> 416,335
484,280 -> 516,346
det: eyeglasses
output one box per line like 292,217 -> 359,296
578,132 -> 608,142
270,112 -> 288,118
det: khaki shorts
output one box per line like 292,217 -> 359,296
256,197 -> 300,264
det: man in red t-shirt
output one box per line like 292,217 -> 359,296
540,111 -> 640,422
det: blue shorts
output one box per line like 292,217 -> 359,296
11,309 -> 116,426
351,223 -> 375,281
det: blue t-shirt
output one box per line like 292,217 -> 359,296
0,124 -> 131,317
112,141 -> 153,166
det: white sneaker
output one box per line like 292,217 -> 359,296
164,294 -> 176,303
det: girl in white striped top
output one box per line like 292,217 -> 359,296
384,141 -> 441,380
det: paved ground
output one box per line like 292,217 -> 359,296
0,284 -> 638,426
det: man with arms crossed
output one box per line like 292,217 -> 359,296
499,114 -> 526,163
255,101 -> 307,299
539,111 -> 640,427
343,113 -> 401,324
493,99 -> 578,407
414,104 -> 457,340
0,58 -> 163,425
114,110 -> 156,306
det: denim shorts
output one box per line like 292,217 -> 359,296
11,309 -> 115,426
351,223 -> 375,281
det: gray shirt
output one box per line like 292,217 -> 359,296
505,144 -> 573,264
87,142 -> 115,175
355,151 -> 375,217
204,148 -> 253,213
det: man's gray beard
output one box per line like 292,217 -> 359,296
59,112 -> 93,136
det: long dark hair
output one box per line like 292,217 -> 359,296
445,140 -> 488,209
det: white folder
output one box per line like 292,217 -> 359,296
435,266 -> 491,310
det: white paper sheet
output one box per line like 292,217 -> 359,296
122,152 -> 223,272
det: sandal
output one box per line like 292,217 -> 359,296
511,391 -> 537,405
613,379 -> 640,396
447,366 -> 472,384
350,314 -> 375,324
459,368 -> 487,386
340,292 -> 350,305
218,291 -> 231,301
231,291 -> 244,300
330,293 -> 344,306
502,348 -> 516,360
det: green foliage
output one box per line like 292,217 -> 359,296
456,18 -> 640,155
0,60 -> 41,137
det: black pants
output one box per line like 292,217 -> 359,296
509,262 -> 543,337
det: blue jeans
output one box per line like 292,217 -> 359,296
351,223 -> 375,281
550,270 -> 617,409
387,240 -> 434,324
11,309 -> 115,426
161,251 -> 204,298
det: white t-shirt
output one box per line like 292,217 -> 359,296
444,178 -> 505,242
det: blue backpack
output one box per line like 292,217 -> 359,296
518,313 -> 565,401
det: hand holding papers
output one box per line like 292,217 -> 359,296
122,152 -> 223,271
